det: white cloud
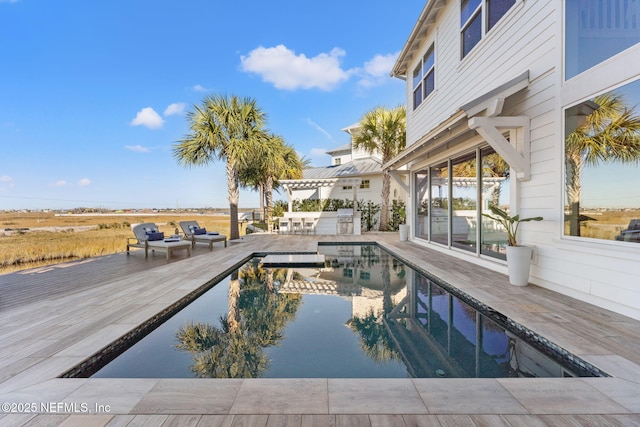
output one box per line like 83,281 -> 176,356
78,178 -> 91,186
192,84 -> 208,92
125,145 -> 151,153
51,180 -> 67,187
357,52 -> 398,88
130,107 -> 164,129
305,119 -> 333,140
164,103 -> 185,116
240,45 -> 351,91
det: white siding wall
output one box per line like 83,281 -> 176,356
332,153 -> 352,165
403,0 -> 640,319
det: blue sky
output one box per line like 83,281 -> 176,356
0,0 -> 424,210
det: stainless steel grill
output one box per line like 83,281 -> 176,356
336,209 -> 354,234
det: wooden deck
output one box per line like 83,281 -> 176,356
1,233 -> 639,426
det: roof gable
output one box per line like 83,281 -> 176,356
392,0 -> 448,79
303,158 -> 382,180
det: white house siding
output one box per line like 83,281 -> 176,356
398,1 -> 640,319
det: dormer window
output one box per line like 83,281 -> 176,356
461,0 -> 516,58
334,158 -> 341,166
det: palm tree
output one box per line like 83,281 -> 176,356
173,94 -> 267,240
352,106 -> 406,231
565,92 -> 640,236
239,134 -> 305,222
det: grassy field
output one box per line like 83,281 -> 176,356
0,212 -> 237,275
565,209 -> 640,240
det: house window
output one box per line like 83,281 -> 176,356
359,180 -> 370,189
564,79 -> 640,243
413,44 -> 435,109
415,171 -> 429,240
334,158 -> 341,166
414,148 -> 511,260
451,152 -> 477,253
461,0 -> 516,58
413,65 -> 423,109
565,0 -> 640,79
423,46 -> 435,100
430,161 -> 450,246
343,268 -> 353,278
359,271 -> 371,281
480,147 -> 510,260
342,185 -> 353,190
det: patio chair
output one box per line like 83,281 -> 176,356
278,218 -> 290,234
179,221 -> 227,249
303,217 -> 316,234
126,222 -> 191,260
615,219 -> 640,243
291,217 -> 303,234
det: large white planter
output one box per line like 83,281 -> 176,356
506,245 -> 533,286
399,224 -> 409,241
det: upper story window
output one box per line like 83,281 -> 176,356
360,180 -> 370,189
461,0 -> 516,58
413,44 -> 435,109
565,0 -> 640,80
334,158 -> 341,166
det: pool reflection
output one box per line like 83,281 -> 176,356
92,244 -> 598,378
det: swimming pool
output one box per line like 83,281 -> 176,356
64,244 -> 607,379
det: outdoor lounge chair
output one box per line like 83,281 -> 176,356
126,222 -> 191,260
179,221 -> 227,249
615,219 -> 640,243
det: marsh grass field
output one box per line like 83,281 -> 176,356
0,211 -> 238,275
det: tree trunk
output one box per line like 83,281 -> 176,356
259,183 -> 265,222
565,153 -> 582,236
381,253 -> 393,315
227,271 -> 241,334
265,268 -> 274,293
227,160 -> 240,240
265,176 -> 273,221
379,169 -> 391,231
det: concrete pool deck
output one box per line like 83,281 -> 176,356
1,233 -> 639,426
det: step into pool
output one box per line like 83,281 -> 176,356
63,244 -> 607,379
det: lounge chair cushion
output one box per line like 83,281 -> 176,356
146,231 -> 164,241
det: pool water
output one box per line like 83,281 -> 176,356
86,244 -> 605,379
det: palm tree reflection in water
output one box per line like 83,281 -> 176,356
175,261 -> 302,378
349,249 -> 403,365
172,245 -> 577,379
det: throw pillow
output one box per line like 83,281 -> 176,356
146,231 -> 164,241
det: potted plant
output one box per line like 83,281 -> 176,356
391,200 -> 409,241
483,205 -> 543,286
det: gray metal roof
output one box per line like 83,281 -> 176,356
325,143 -> 352,155
303,158 -> 383,179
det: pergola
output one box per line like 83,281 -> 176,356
279,177 -> 363,212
